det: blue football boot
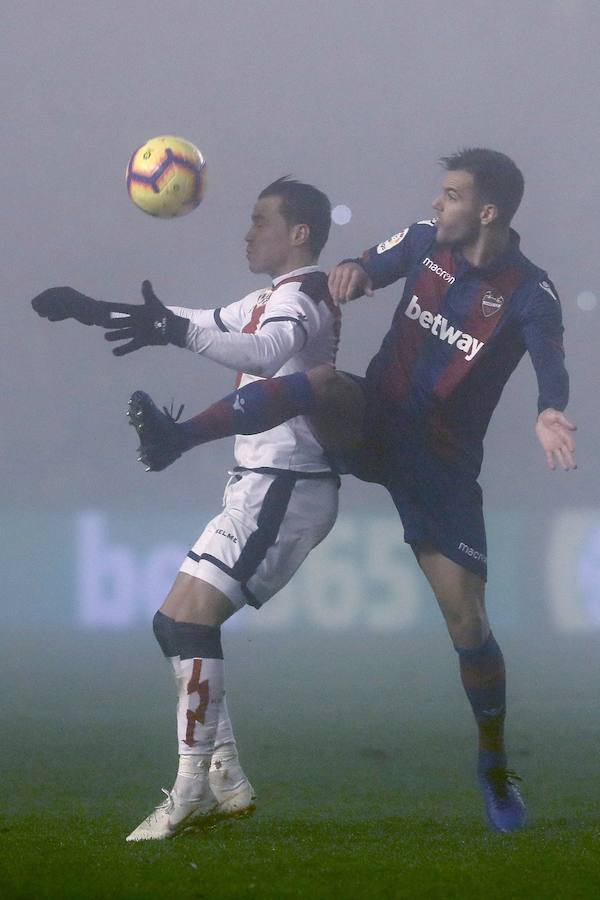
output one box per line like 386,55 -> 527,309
478,766 -> 526,833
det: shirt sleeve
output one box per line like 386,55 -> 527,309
184,319 -> 306,377
167,304 -> 241,332
356,220 -> 437,290
177,279 -> 325,376
520,279 -> 570,413
183,284 -> 322,376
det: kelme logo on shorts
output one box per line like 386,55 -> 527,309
405,295 -> 484,362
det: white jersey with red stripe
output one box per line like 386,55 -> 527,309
168,266 -> 341,473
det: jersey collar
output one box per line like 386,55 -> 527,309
271,265 -> 320,289
453,229 -> 522,277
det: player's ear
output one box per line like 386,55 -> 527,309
480,203 -> 499,226
292,222 -> 310,247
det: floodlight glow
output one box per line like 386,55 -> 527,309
332,204 -> 352,225
576,291 -> 597,312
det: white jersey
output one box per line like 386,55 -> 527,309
169,266 -> 341,473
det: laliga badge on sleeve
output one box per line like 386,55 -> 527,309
377,228 -> 408,254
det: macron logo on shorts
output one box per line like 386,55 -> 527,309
405,295 -> 484,362
458,541 -> 487,564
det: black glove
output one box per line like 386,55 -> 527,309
103,280 -> 189,356
31,286 -> 117,327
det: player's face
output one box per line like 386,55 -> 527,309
245,196 -> 297,277
432,171 -> 484,247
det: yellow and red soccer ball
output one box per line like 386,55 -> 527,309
126,135 -> 206,218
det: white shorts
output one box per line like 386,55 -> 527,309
179,469 -> 339,609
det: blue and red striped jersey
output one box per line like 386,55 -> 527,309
358,220 -> 569,472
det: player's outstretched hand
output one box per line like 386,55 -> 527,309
31,286 -> 116,327
535,408 -> 577,471
328,262 -> 374,305
103,281 -> 189,356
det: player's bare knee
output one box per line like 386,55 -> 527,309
443,606 -> 489,648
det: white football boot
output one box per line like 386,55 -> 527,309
126,786 -> 218,842
209,756 -> 256,818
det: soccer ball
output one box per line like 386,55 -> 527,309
126,135 -> 206,218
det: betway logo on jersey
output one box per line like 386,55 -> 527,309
422,257 -> 455,284
405,295 -> 484,361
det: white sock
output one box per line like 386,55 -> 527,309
166,656 -> 244,801
173,753 -> 211,801
209,697 -> 251,797
176,657 -> 224,756
211,696 -> 236,762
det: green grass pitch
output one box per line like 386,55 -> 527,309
3,630 -> 600,899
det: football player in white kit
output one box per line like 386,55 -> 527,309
31,178 -> 341,840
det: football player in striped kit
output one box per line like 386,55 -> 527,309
32,178 -> 341,840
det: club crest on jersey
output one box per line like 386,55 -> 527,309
377,228 -> 408,254
481,291 -> 504,318
257,289 -> 272,305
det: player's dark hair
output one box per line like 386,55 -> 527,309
440,148 -> 525,225
259,176 -> 331,256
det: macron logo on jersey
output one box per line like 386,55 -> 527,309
405,295 -> 484,362
422,257 -> 455,284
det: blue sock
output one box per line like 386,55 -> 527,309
455,632 -> 507,770
179,372 -> 315,450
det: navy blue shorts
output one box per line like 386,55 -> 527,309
333,374 -> 488,580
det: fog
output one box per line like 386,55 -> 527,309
3,1 -> 599,652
